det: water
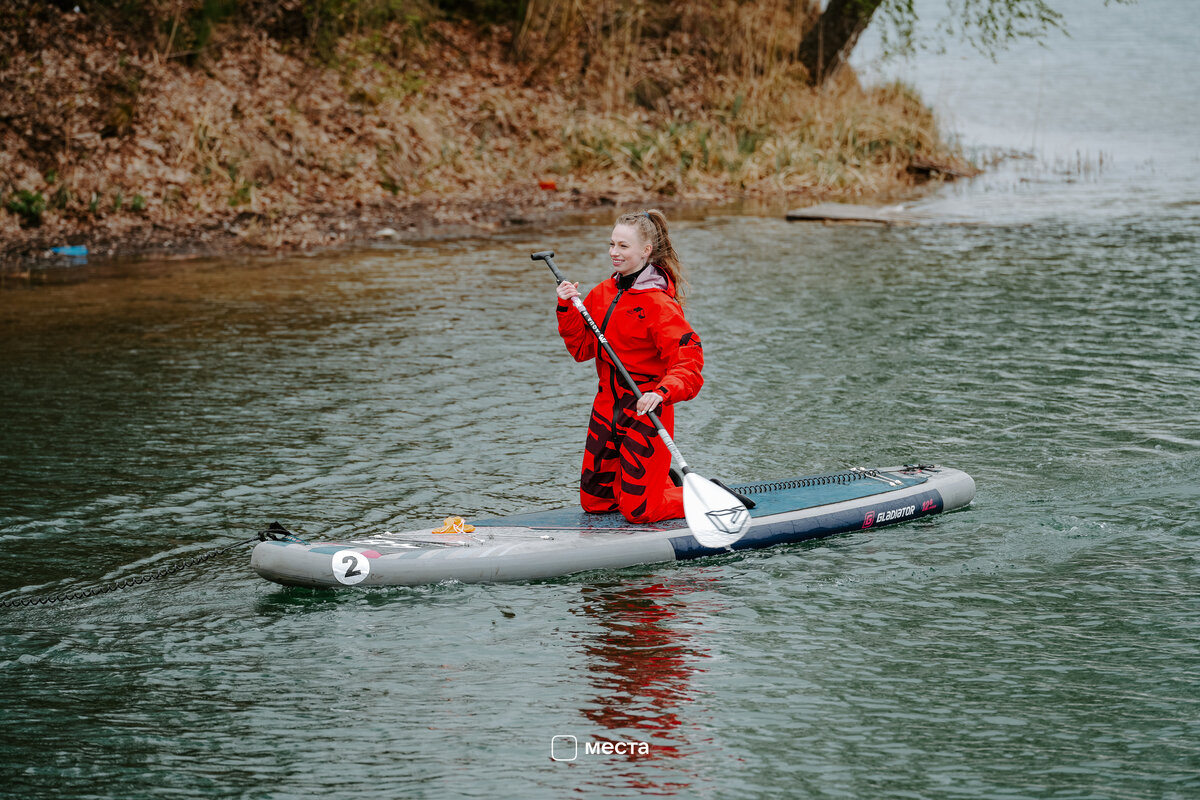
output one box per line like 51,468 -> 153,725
2,1 -> 1198,797
851,0 -> 1200,223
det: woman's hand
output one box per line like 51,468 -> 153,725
636,391 -> 664,416
557,281 -> 580,303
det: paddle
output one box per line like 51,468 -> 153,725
532,250 -> 751,548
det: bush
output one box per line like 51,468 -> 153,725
5,189 -> 47,227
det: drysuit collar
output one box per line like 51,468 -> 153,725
615,264 -> 669,293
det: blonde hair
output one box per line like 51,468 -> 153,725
615,209 -> 687,305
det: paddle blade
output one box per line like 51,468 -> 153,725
681,472 -> 752,548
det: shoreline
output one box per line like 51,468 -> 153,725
2,181 -> 948,280
1,186 -> 628,275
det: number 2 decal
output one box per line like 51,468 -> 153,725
332,549 -> 370,585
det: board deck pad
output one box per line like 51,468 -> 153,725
476,470 -> 929,532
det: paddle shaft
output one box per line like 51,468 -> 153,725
532,250 -> 693,474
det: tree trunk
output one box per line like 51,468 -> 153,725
798,0 -> 884,86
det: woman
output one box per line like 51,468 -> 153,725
555,210 -> 704,524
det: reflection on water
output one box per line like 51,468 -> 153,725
576,583 -> 705,759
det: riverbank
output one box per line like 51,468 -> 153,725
1,3 -> 974,272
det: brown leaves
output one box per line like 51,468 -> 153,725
1,6 -> 965,267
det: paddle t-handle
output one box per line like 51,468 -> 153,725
531,250 -> 563,281
533,249 -> 593,320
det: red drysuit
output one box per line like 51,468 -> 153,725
557,265 -> 704,523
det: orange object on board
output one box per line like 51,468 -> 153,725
431,516 -> 476,534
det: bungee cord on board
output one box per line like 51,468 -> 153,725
740,466 -> 937,495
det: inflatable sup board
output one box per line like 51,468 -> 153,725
250,465 -> 974,588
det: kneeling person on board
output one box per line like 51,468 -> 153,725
555,209 -> 704,524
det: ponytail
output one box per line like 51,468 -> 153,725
615,209 -> 688,305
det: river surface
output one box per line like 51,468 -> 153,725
2,1 -> 1197,797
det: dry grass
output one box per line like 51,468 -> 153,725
0,2 -> 970,257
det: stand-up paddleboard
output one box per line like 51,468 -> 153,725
250,465 -> 974,588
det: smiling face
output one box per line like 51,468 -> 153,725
609,223 -> 653,276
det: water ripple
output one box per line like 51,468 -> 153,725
2,202 -> 1199,797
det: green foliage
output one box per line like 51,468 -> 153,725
623,138 -> 651,174
5,189 -> 46,227
937,0 -> 1064,56
51,183 -> 72,211
136,0 -> 444,65
84,0 -> 164,40
875,0 -> 1138,60
299,0 -> 433,63
131,194 -> 147,212
435,0 -> 524,25
60,0 -> 1138,73
737,129 -> 765,157
180,0 -> 238,62
379,174 -> 403,194
229,180 -> 254,206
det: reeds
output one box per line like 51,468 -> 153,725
515,0 -> 821,100
507,0 -> 957,200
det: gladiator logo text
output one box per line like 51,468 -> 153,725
862,505 -> 917,529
